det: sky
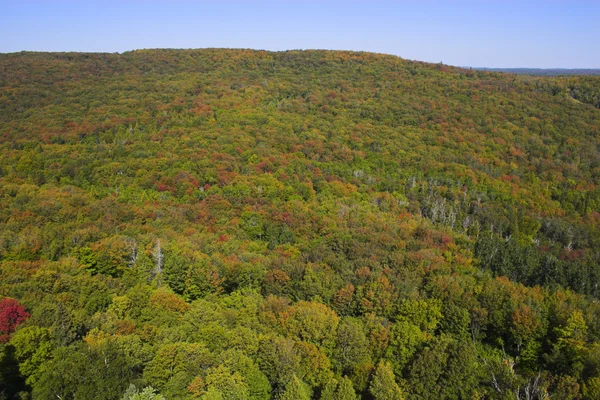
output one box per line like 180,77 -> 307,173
1,0 -> 599,68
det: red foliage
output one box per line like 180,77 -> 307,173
559,248 -> 584,261
156,182 -> 171,192
0,298 -> 30,342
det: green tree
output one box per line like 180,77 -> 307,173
333,317 -> 372,391
385,320 -> 424,377
144,342 -> 213,397
218,349 -> 271,400
202,365 -> 251,400
583,377 -> 600,400
281,301 -> 340,350
280,375 -> 312,400
122,384 -> 166,400
370,360 -> 405,400
336,376 -> 358,400
256,335 -> 301,392
407,335 -> 450,399
32,342 -> 133,400
321,376 -> 358,400
9,326 -> 54,385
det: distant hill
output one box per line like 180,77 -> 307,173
473,67 -> 600,76
1,49 -> 600,399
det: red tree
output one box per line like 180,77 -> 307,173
0,298 -> 30,343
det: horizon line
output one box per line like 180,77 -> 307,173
2,47 -> 599,71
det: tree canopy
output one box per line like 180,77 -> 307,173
1,49 -> 600,399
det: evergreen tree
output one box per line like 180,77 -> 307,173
321,376 -> 358,400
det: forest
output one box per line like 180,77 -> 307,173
1,49 -> 600,399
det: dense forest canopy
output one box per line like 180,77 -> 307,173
1,49 -> 600,399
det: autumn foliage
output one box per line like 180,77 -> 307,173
1,49 -> 600,399
0,298 -> 29,342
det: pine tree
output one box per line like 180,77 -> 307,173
336,376 -> 358,400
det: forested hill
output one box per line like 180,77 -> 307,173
473,67 -> 600,76
1,49 -> 600,399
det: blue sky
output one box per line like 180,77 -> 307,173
1,1 -> 599,68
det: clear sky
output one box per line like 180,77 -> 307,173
1,0 -> 599,68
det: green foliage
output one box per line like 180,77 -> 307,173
370,360 -> 405,400
218,349 -> 271,400
321,376 -> 358,400
333,317 -> 372,382
407,335 -> 452,398
583,377 -> 600,400
385,320 -> 424,376
32,342 -> 133,400
143,342 -> 212,395
280,301 -> 339,349
202,365 -> 251,400
280,375 -> 312,400
256,335 -> 301,392
122,385 -> 166,400
1,49 -> 600,398
10,326 -> 54,385
396,299 -> 442,332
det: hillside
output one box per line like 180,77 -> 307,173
1,49 -> 600,399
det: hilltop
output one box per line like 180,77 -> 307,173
1,49 -> 600,399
